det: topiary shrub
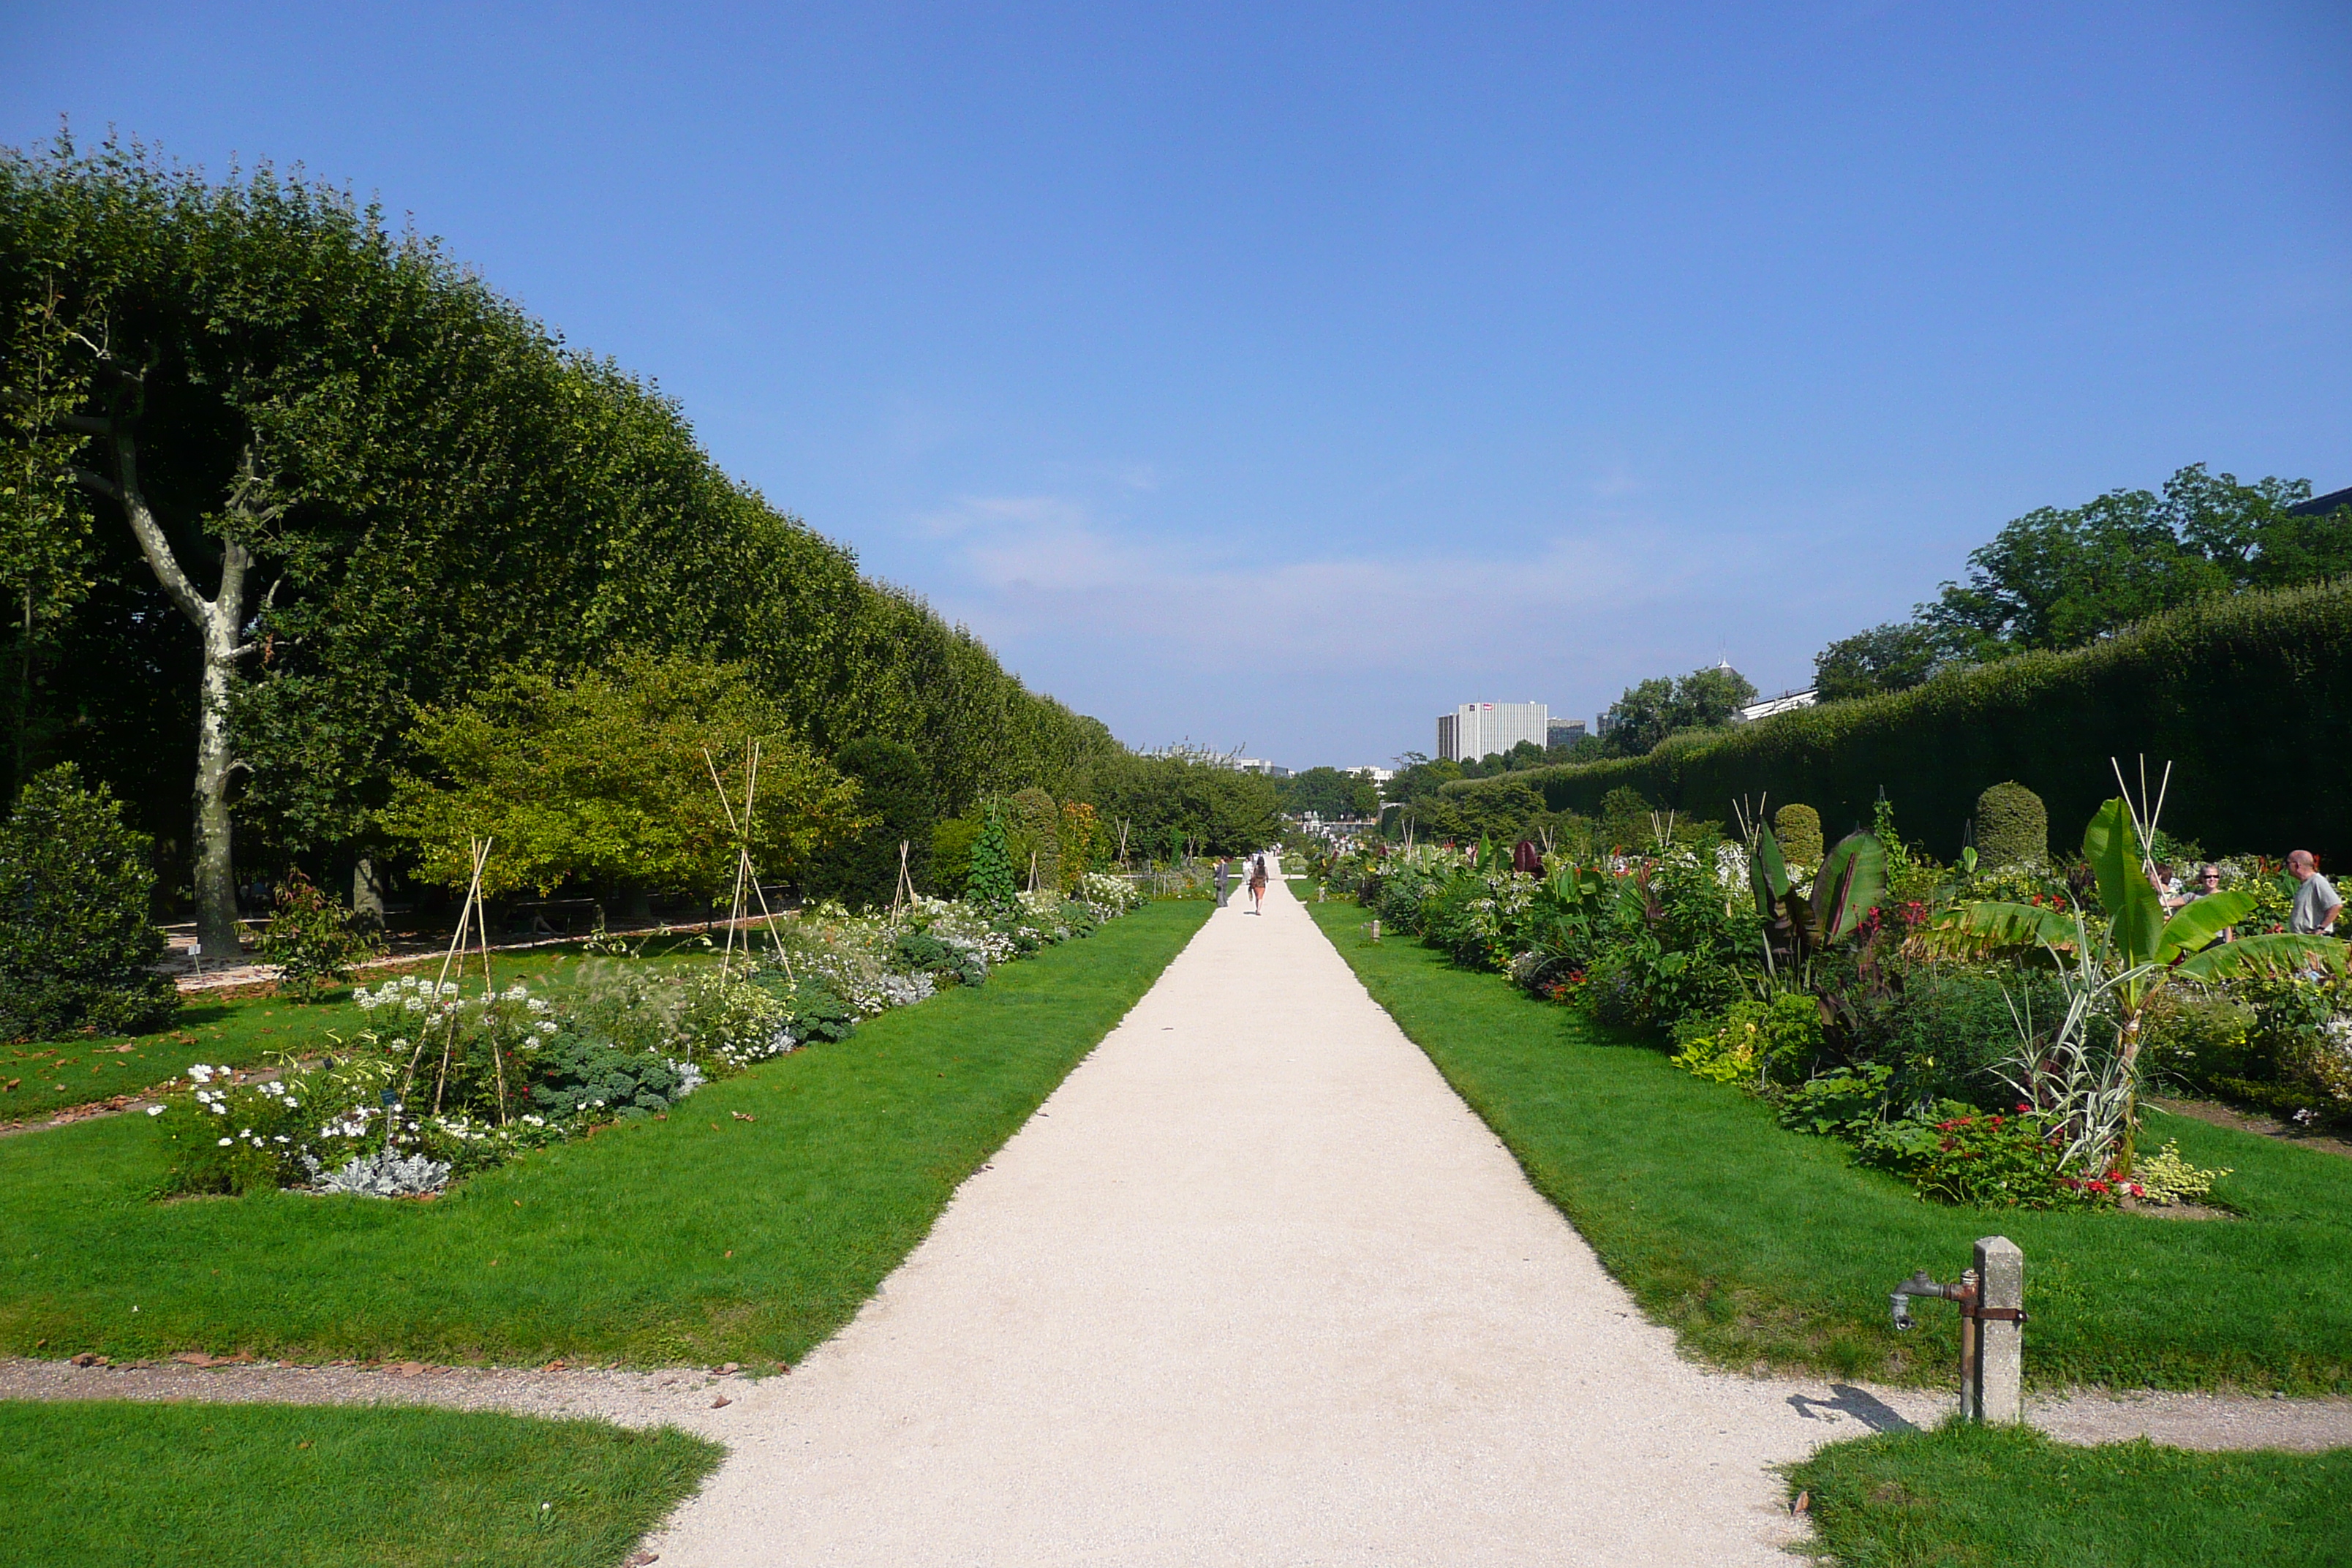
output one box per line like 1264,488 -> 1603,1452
1976,781 -> 2048,868
1773,803 -> 1823,866
0,764 -> 178,1039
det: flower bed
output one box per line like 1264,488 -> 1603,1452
150,877 -> 1151,1200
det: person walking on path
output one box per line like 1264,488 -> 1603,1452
1247,853 -> 1269,915
2288,850 -> 2342,935
1214,857 -> 1232,908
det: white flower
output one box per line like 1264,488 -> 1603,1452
146,1106 -> 165,1116
217,1137 -> 233,1146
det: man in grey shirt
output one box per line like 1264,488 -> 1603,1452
2288,850 -> 2342,935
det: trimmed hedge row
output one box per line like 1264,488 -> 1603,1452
1447,579 -> 2352,860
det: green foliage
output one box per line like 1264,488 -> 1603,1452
1002,786 -> 1059,889
380,652 -> 866,898
527,1036 -> 697,1121
1599,664 -> 1757,756
1275,765 -> 1379,818
257,868 -> 384,1002
1071,749 -> 1281,858
1975,780 -> 2048,867
1669,992 -> 1822,1085
1924,463 -> 2348,658
1813,620 -> 1941,701
0,764 -> 176,1039
802,737 -> 935,908
1446,578 -> 2352,863
965,808 -> 1019,916
928,815 -> 981,897
0,133 -> 1119,912
1771,802 -> 1822,866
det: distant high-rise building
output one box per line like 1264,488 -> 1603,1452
1546,717 -> 1587,749
1437,701 -> 1548,762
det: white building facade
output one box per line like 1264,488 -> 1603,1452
1437,701 -> 1548,763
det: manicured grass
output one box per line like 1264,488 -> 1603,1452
0,1399 -> 720,1568
1788,1421 -> 2352,1567
0,901 -> 1207,1367
1305,898 -> 2352,1392
0,941 -> 705,1126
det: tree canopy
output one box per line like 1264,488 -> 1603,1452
379,654 -> 866,899
1599,664 -> 1757,756
1274,766 -> 1378,818
0,132 -> 1118,911
1812,465 -> 2352,700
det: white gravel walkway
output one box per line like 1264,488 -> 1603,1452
640,865 -> 1937,1567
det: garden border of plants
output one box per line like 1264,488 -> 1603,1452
1443,578 -> 2352,861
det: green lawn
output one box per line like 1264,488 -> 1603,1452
1789,1421 -> 2352,1567
0,939 -> 712,1126
0,1400 -> 720,1568
1304,898 -> 2352,1393
0,900 -> 1207,1367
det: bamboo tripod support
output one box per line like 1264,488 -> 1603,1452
400,834 -> 511,1123
704,743 -> 794,981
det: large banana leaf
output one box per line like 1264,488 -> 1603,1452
1749,823 -> 1790,920
2156,889 -> 2255,961
2175,931 -> 2347,982
1816,830 -> 1887,943
2082,797 -> 2166,970
1937,899 -> 2080,951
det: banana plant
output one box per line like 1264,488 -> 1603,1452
1747,823 -> 1887,977
1940,798 -> 2338,995
1939,796 -> 2343,1168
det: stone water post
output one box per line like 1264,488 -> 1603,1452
1974,1235 -> 2024,1423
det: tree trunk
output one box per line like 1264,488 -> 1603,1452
75,416 -> 258,964
190,590 -> 245,962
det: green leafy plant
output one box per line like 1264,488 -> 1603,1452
258,868 -> 385,1002
0,764 -> 177,1040
965,806 -> 1019,916
1746,822 -> 1886,977
1670,992 -> 1823,1086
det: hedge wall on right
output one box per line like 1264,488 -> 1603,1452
1445,579 -> 2352,862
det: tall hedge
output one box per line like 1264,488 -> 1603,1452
1444,580 -> 2352,861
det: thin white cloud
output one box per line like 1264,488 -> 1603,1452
919,491 -> 1770,681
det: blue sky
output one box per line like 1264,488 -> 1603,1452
9,2 -> 2349,768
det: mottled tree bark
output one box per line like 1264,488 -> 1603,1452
71,388 -> 269,964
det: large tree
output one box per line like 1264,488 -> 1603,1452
1599,665 -> 1757,756
1921,464 -> 2351,660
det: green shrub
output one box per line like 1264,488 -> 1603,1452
1975,781 -> 2048,868
1772,803 -> 1822,866
1670,992 -> 1822,1085
0,764 -> 177,1040
1443,578 -> 2352,862
965,808 -> 1019,915
258,868 -> 385,1001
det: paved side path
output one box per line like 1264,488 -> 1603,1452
644,869 -> 1931,1567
